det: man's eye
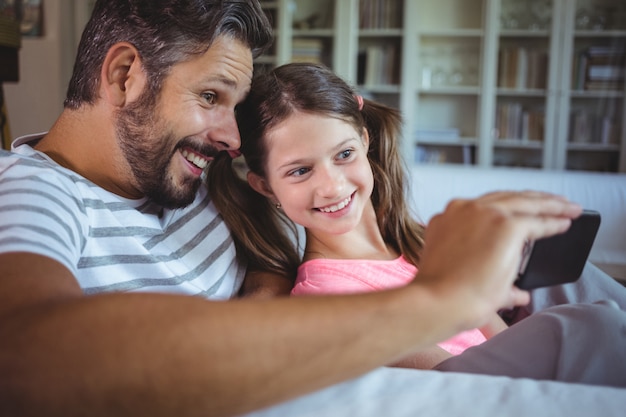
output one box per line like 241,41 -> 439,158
201,92 -> 217,105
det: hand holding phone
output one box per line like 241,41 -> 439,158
514,209 -> 601,290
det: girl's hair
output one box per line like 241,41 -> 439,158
207,62 -> 425,280
64,0 -> 273,109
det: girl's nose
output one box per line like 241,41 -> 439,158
315,165 -> 344,198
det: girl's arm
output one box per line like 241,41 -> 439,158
389,345 -> 453,369
238,270 -> 294,298
479,313 -> 509,339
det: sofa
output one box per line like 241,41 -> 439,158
251,165 -> 626,416
408,164 -> 626,284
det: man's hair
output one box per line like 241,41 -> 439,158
64,0 -> 273,109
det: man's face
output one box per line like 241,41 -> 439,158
116,36 -> 253,208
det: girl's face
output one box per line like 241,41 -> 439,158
249,111 -> 374,237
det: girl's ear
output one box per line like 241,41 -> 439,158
247,171 -> 276,200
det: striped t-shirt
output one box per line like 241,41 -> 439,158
0,134 -> 245,299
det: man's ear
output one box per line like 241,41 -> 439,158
247,171 -> 276,200
100,42 -> 147,107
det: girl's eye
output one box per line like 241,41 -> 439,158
201,92 -> 217,105
288,167 -> 310,177
338,149 -> 353,160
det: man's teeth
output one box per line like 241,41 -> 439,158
319,195 -> 351,213
181,149 -> 208,169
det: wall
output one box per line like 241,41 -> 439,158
408,164 -> 626,283
3,0 -> 77,139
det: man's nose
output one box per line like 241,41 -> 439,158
210,108 -> 241,151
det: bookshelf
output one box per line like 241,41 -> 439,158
403,0 -> 486,166
34,0 -> 624,172
257,0 -> 340,74
256,0 -> 403,98
490,0 -> 559,169
255,1 -> 286,72
63,0 -> 626,172
406,0 -> 626,171
356,0 -> 404,109
554,0 -> 626,172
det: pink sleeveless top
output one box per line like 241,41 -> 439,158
292,255 -> 486,355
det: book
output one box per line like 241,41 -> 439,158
498,46 -> 548,89
584,80 -> 625,90
576,45 -> 626,90
291,38 -> 324,64
362,43 -> 398,86
569,111 -> 593,143
359,0 -> 402,29
587,65 -> 625,81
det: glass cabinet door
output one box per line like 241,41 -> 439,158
492,0 -> 557,169
356,0 -> 404,109
560,0 -> 626,172
411,0 -> 485,165
290,0 -> 336,69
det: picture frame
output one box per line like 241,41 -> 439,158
0,0 -> 43,37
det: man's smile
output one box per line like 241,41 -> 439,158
181,148 -> 210,170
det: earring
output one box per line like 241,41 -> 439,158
275,202 -> 281,209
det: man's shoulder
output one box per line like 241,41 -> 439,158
3,133 -> 56,170
2,134 -> 93,191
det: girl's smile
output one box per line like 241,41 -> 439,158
315,192 -> 354,214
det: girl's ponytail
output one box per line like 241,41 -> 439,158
360,99 -> 425,267
206,154 -> 300,281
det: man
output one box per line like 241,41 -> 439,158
1,1 -> 625,416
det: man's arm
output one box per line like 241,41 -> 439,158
0,253 -> 462,417
0,192 -> 581,417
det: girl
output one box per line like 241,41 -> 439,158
208,63 -> 626,386
208,62 -> 506,368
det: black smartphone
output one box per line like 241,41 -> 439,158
514,209 -> 601,290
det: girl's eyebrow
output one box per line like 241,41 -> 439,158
276,137 -> 359,171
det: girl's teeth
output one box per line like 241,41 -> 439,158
320,196 -> 351,213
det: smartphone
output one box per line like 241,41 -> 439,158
514,209 -> 601,290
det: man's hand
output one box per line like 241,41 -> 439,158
415,191 -> 582,330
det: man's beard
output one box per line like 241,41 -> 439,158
115,94 -> 204,209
